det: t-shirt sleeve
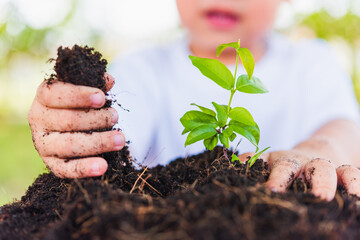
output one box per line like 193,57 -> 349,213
300,40 -> 359,136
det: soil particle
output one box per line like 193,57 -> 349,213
310,167 -> 316,175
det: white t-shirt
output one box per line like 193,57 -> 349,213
109,33 -> 359,166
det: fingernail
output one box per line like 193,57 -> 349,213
271,188 -> 278,193
111,109 -> 118,124
114,134 -> 124,150
91,93 -> 104,108
91,162 -> 101,175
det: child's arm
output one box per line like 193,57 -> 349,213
28,74 -> 125,178
240,118 -> 360,201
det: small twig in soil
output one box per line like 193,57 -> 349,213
81,216 -> 100,229
334,193 -> 344,211
251,194 -> 308,215
139,174 -> 152,190
130,168 -> 149,194
130,148 -> 165,194
54,209 -> 63,221
223,147 -> 229,161
49,182 -> 66,192
75,212 -> 93,225
138,175 -> 163,197
74,179 -> 91,204
190,179 -> 199,189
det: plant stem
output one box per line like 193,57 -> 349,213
233,50 -> 240,83
227,90 -> 235,115
226,49 -> 240,115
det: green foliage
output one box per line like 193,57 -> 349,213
184,124 -> 217,146
236,75 -> 268,94
216,42 -> 239,56
229,107 -> 256,126
248,147 -> 271,167
238,48 -> 255,80
190,103 -> 216,117
231,154 -> 241,163
189,56 -> 234,90
301,10 -> 360,44
180,40 -> 270,165
301,9 -> 360,106
0,122 -> 46,206
229,121 -> 260,151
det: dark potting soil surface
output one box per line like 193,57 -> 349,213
1,147 -> 360,240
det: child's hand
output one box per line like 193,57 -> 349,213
28,73 -> 125,178
239,149 -> 360,201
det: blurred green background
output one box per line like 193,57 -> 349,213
0,0 -> 359,206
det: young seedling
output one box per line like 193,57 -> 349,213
180,40 -> 269,167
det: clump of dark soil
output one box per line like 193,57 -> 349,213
1,45 -> 359,240
50,45 -> 108,91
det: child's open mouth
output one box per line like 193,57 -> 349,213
205,10 -> 239,29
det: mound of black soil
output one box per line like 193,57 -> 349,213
1,147 -> 360,240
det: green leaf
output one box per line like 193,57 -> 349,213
219,133 -> 229,149
229,107 -> 256,126
185,125 -> 218,146
191,103 -> 216,117
229,120 -> 260,148
180,110 -> 217,130
189,55 -> 234,90
216,42 -> 239,57
229,133 -> 237,142
231,154 -> 241,163
236,75 -> 268,94
248,147 -> 270,167
204,135 -> 218,150
212,102 -> 227,127
182,128 -> 190,135
222,126 -> 233,138
238,48 -> 255,80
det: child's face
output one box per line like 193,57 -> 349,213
177,0 -> 283,52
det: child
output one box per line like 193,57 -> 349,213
28,0 -> 360,201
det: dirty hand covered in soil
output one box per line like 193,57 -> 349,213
239,119 -> 360,202
27,45 -> 125,178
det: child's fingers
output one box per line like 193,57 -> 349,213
266,151 -> 303,192
36,80 -> 106,109
336,165 -> 360,197
30,101 -> 118,132
43,156 -> 108,178
36,130 -> 125,159
304,158 -> 337,201
266,160 -> 301,192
